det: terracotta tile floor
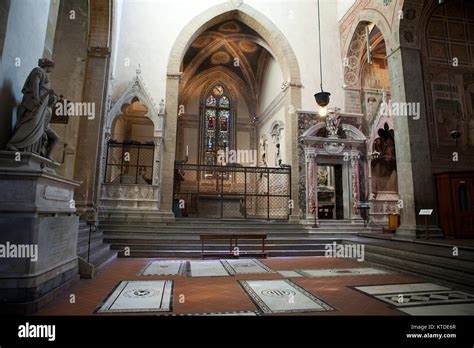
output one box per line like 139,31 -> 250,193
35,257 -> 425,316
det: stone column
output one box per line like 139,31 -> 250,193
286,84 -> 302,222
350,150 -> 361,219
387,46 -> 440,239
74,48 -> 110,215
161,73 -> 181,214
305,149 -> 317,222
153,137 -> 163,187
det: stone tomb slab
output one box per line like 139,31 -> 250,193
139,260 -> 185,276
296,267 -> 388,278
221,259 -> 274,275
353,282 -> 474,315
188,260 -> 230,277
277,270 -> 303,278
398,303 -> 474,316
96,280 -> 173,313
239,279 -> 335,314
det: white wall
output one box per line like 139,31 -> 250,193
258,55 -> 283,115
337,0 -> 357,20
111,0 -> 346,113
0,0 -> 52,148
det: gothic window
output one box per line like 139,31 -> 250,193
202,84 -> 232,166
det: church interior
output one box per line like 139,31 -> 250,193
0,0 -> 474,342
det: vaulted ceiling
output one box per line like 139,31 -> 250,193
180,20 -> 273,111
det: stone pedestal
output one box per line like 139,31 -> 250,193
0,151 -> 80,314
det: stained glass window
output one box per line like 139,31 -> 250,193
203,84 -> 231,169
206,95 -> 217,107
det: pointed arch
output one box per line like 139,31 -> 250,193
167,2 -> 301,85
161,2 -> 302,217
107,71 -> 164,137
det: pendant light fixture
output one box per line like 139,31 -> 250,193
314,0 -> 331,116
440,0 -> 462,147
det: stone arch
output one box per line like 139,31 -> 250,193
301,122 -> 326,137
167,2 -> 301,85
270,120 -> 284,139
342,19 -> 392,89
162,2 -> 303,217
107,71 -> 163,137
342,124 -> 367,141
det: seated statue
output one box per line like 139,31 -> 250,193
7,58 -> 60,161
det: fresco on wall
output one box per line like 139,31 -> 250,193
431,82 -> 467,148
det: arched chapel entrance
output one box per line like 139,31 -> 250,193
163,3 -> 302,220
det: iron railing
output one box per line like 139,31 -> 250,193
174,163 -> 291,220
104,141 -> 154,185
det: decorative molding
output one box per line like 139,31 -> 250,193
323,142 -> 346,155
107,70 -> 163,135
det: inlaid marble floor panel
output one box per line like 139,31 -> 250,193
353,282 -> 474,316
239,279 -> 335,314
221,259 -> 274,275
277,270 -> 303,278
139,260 -> 185,276
398,303 -> 474,316
188,260 -> 230,277
96,280 -> 173,314
296,267 -> 388,278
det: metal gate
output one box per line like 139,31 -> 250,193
174,163 -> 291,220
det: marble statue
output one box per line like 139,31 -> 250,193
7,58 -> 60,161
325,110 -> 341,139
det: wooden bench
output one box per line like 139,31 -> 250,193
200,233 -> 267,259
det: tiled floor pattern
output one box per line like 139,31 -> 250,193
36,257 -> 474,316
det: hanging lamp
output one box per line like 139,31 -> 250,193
314,0 -> 331,114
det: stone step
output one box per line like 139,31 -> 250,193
103,236 -> 342,243
76,221 -> 118,272
77,237 -> 108,256
117,249 -> 327,258
77,231 -> 104,247
99,226 -> 314,232
99,220 -> 365,227
104,230 -> 357,239
90,248 -> 117,273
348,238 -> 474,292
362,243 -> 474,274
365,252 -> 474,292
99,227 -> 365,233
109,242 -> 331,251
81,242 -> 109,261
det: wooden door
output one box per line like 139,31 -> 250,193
452,177 -> 474,238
